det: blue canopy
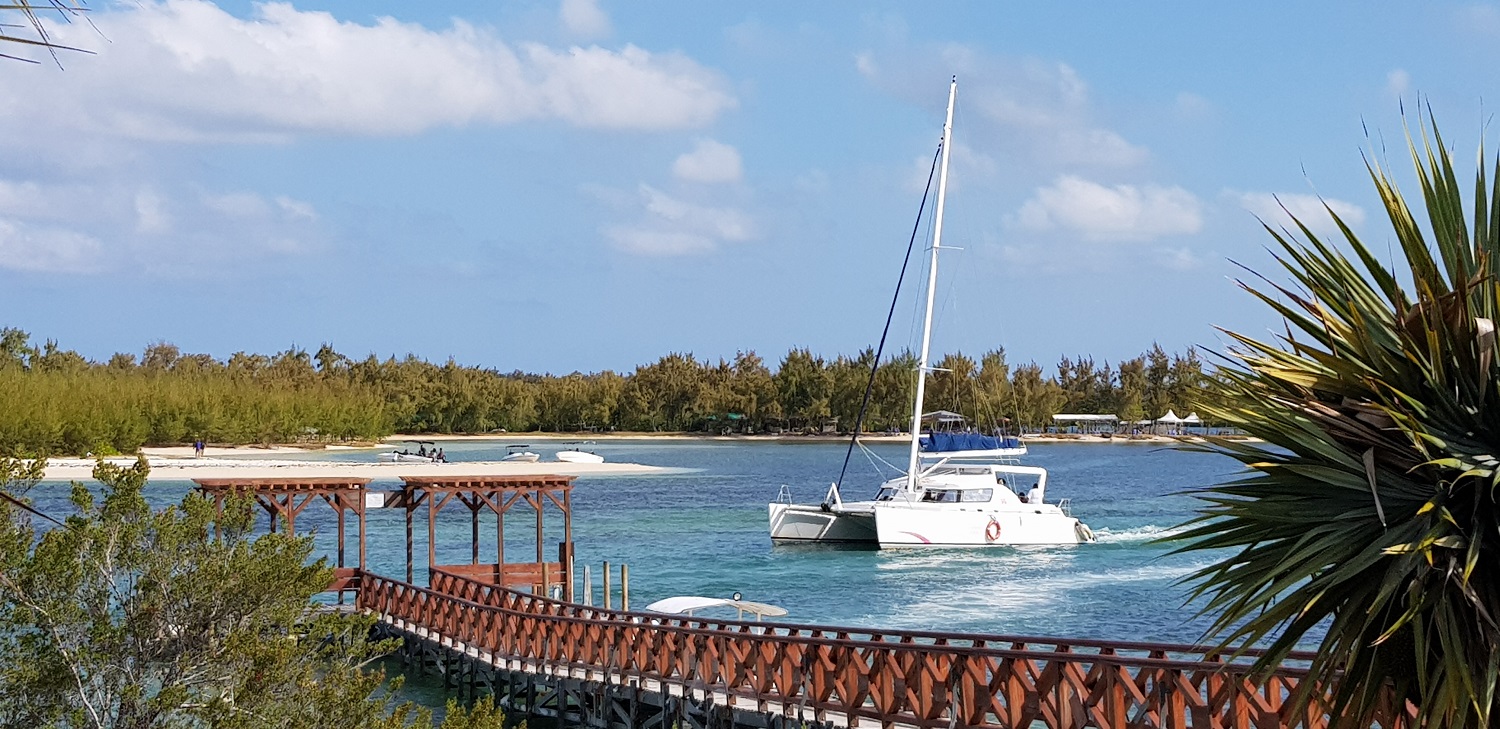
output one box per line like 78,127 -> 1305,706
919,432 -> 1022,452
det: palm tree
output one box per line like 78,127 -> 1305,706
1,1 -> 88,64
1171,113 -> 1500,728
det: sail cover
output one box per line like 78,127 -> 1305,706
920,432 -> 1022,452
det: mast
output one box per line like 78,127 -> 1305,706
906,76 -> 957,491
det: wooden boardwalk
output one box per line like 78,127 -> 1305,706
353,569 -> 1412,729
194,474 -> 1411,728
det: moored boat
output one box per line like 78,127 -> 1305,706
766,78 -> 1095,548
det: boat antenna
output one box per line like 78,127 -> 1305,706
832,142 -> 944,497
906,76 -> 957,492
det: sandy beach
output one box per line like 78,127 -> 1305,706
41,456 -> 669,482
383,432 -> 1222,445
38,432 -> 1242,482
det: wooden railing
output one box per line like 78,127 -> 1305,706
359,570 -> 1411,729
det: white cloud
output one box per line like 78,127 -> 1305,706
1387,68 -> 1411,98
3,0 -> 734,147
1232,191 -> 1366,237
0,219 -> 105,274
1015,176 -> 1202,241
1155,246 -> 1203,271
0,177 -> 321,273
276,196 -> 318,221
672,139 -> 743,183
203,191 -> 271,219
1459,3 -> 1500,36
560,0 -> 611,39
135,189 -> 171,234
857,45 -> 1147,170
604,184 -> 754,255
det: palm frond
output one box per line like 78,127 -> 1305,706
1170,107 -> 1500,728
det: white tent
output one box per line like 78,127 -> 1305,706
1156,410 -> 1182,424
1182,412 -> 1202,424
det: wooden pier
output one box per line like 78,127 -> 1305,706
195,475 -> 1412,729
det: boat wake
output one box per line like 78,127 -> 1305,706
1091,524 -> 1186,544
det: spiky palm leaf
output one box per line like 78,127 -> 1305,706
0,2 -> 89,64
1171,112 -> 1500,728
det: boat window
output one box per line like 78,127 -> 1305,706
961,488 -> 993,503
921,489 -> 960,503
875,488 -> 899,501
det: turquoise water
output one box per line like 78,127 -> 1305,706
24,439 -> 1257,715
29,441 -> 1244,644
70,439 -> 1238,645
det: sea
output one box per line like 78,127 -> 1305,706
26,439 -> 1256,710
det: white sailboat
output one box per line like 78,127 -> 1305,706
767,78 -> 1096,548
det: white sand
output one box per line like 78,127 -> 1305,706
42,457 -> 668,482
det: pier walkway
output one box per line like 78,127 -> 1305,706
353,568 -> 1412,729
195,474 -> 1409,729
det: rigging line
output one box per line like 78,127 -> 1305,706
858,439 -> 903,475
833,141 -> 944,497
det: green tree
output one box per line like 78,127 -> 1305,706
0,456 -> 505,728
1170,118 -> 1500,726
774,348 -> 832,430
925,352 -> 977,422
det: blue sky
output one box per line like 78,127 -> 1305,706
2,1 -> 1496,373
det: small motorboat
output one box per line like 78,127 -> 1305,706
555,447 -> 604,464
501,445 -> 540,462
644,592 -> 787,622
377,440 -> 440,463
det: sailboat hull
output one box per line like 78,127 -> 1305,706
769,501 -> 1091,547
768,502 -> 877,543
873,504 -> 1087,547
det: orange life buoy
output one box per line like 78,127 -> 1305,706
985,518 -> 1002,542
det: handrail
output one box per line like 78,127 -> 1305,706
354,569 -> 1411,729
425,566 -> 1315,667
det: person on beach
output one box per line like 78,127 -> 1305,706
194,439 -> 204,458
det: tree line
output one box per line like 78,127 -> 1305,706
0,327 -> 1208,456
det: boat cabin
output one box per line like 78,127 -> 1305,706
874,463 -> 1047,506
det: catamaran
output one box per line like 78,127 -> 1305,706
767,78 -> 1096,548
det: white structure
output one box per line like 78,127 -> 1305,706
1052,414 -> 1119,434
768,79 -> 1095,548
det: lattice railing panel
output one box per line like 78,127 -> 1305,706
357,570 -> 1413,729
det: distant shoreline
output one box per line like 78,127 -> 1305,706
384,432 -> 1253,445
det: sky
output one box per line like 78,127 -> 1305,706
2,1 -> 1498,374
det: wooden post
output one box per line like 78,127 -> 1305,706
558,541 -> 573,602
603,561 -> 612,610
583,564 -> 592,606
427,487 -> 437,578
535,492 -> 544,563
541,561 -> 550,597
470,501 -> 480,565
405,499 -> 414,584
336,504 -> 346,569
358,498 -> 367,570
622,563 -> 630,612
335,503 -> 347,606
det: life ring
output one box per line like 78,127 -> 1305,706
985,518 -> 1002,543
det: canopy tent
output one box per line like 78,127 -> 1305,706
921,410 -> 967,424
1156,410 -> 1183,424
1182,412 -> 1202,424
